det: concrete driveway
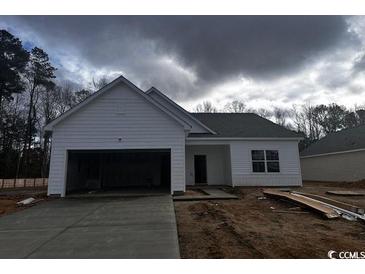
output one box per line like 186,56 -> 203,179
0,195 -> 180,258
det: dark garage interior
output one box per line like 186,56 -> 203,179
66,149 -> 171,193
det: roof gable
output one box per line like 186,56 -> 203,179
146,87 -> 216,134
45,76 -> 192,131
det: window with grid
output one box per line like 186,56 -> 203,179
251,150 -> 266,172
251,150 -> 280,173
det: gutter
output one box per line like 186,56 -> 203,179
187,137 -> 304,141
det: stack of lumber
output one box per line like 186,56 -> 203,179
263,189 -> 339,219
327,190 -> 365,196
293,191 -> 364,215
263,188 -> 365,221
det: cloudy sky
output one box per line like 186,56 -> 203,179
1,16 -> 365,111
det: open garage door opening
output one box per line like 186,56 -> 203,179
66,149 -> 171,194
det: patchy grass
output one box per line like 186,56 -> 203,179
174,182 -> 365,258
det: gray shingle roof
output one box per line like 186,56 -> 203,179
300,124 -> 365,157
189,113 -> 302,138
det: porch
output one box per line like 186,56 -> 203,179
185,144 -> 232,186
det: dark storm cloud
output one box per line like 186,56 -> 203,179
131,16 -> 351,79
0,15 -> 357,101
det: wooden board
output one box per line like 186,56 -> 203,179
327,191 -> 365,196
263,189 -> 340,219
294,191 -> 365,215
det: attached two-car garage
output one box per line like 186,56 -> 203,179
66,149 -> 171,194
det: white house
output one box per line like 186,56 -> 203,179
45,75 -> 303,197
301,125 -> 365,182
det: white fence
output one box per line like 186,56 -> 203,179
0,178 -> 48,189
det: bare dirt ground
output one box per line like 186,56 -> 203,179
0,187 -> 48,217
174,181 -> 365,258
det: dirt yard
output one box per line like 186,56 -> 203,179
0,188 -> 48,217
174,181 -> 365,258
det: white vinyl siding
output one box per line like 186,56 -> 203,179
301,150 -> 365,182
48,82 -> 186,196
230,140 -> 302,186
185,145 -> 231,185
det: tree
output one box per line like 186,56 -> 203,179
92,76 -> 108,91
0,95 -> 27,177
291,103 -> 321,150
273,107 -> 289,127
0,30 -> 29,159
312,103 -> 347,135
291,105 -> 307,135
0,30 -> 29,103
224,100 -> 246,113
247,108 -> 272,119
56,82 -> 76,113
39,85 -> 61,177
344,111 -> 359,128
22,47 -> 56,176
355,108 -> 365,125
74,89 -> 91,104
194,101 -> 217,113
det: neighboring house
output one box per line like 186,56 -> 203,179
300,125 -> 365,182
45,75 -> 303,197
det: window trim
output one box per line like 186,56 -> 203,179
251,150 -> 266,173
251,149 -> 280,173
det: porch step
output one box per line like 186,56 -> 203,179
173,188 -> 238,201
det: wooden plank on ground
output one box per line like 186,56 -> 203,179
327,190 -> 365,196
293,191 -> 365,215
263,189 -> 340,219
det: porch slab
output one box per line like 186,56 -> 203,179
173,188 -> 238,201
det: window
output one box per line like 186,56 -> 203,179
251,150 -> 265,172
266,150 -> 280,172
251,150 -> 280,173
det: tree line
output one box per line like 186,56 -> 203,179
0,29 -> 107,179
195,100 -> 365,150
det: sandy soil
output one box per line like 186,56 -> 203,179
174,181 -> 365,258
0,188 -> 48,217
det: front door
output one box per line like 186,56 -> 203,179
194,155 -> 207,184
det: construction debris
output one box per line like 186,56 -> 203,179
16,197 -> 36,206
327,190 -> 365,196
293,191 -> 365,215
264,188 -> 365,222
263,189 -> 340,219
291,192 -> 365,222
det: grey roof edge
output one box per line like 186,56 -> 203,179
300,124 -> 365,157
301,148 -> 365,158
